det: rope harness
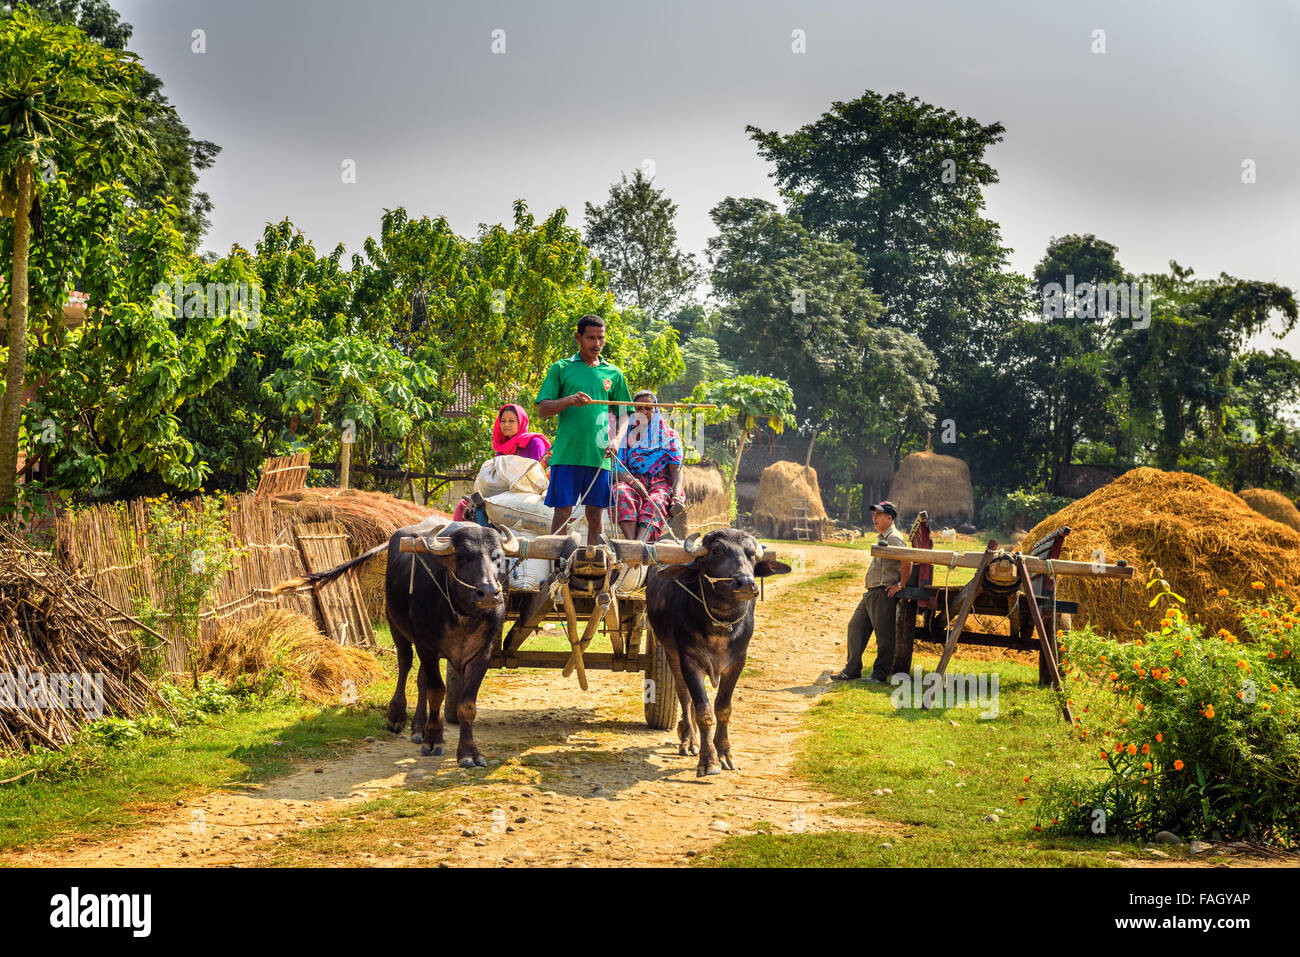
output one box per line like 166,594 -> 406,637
407,545 -> 501,624
673,570 -> 754,630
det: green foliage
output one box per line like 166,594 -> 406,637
747,90 -> 1030,394
978,488 -> 1073,533
136,495 -> 241,669
583,168 -> 699,317
10,0 -> 221,250
693,374 -> 796,435
1048,595 -> 1300,843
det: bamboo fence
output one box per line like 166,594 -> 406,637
52,491 -> 372,673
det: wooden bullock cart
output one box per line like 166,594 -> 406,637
871,513 -> 1134,722
399,528 -> 713,733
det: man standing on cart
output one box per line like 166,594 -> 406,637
536,314 -> 634,547
832,500 -> 912,683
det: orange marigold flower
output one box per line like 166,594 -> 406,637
1252,581 -> 1266,590
1141,743 -> 1150,754
1136,639 -> 1144,646
1217,588 -> 1229,597
1156,732 -> 1163,742
1177,677 -> 1188,686
1017,795 -> 1026,804
1204,705 -> 1216,719
1127,744 -> 1138,756
1275,579 -> 1285,587
1023,775 -> 1031,783
1174,759 -> 1184,771
1032,825 -> 1042,832
1136,702 -> 1145,712
1270,684 -> 1279,693
1109,672 -> 1118,681
1143,762 -> 1152,771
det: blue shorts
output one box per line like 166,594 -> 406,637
545,464 -> 612,509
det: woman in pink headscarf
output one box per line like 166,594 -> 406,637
454,404 -> 552,522
492,403 -> 551,462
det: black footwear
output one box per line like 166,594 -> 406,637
864,675 -> 888,685
830,670 -> 861,681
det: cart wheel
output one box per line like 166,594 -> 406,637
643,629 -> 679,730
893,600 -> 916,674
444,661 -> 463,725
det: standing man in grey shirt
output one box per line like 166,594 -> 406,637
832,501 -> 913,684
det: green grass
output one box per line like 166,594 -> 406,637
697,653 -> 1151,867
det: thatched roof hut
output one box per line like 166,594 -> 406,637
753,461 -> 830,539
887,450 -> 975,526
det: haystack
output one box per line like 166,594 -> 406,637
888,451 -> 975,526
197,609 -> 386,703
1236,488 -> 1300,532
752,461 -> 829,539
1022,468 -> 1300,641
271,488 -> 449,621
682,461 -> 730,532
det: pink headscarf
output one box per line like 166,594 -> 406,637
492,403 -> 551,457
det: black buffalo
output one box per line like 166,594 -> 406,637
645,529 -> 791,776
278,517 -> 515,767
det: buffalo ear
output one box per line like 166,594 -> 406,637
755,559 -> 792,578
652,561 -> 699,581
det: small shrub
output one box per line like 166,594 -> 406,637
1044,580 -> 1300,843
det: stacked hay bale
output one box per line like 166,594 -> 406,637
752,461 -> 829,539
1236,488 -> 1300,532
197,609 -> 386,703
1022,467 -> 1300,641
887,451 -> 975,526
682,461 -> 730,532
271,488 -> 449,622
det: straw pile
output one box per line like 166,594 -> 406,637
1022,467 -> 1300,641
0,527 -> 169,753
1237,488 -> 1300,532
271,487 -> 449,621
888,451 -> 975,525
752,461 -> 829,539
196,609 -> 386,704
683,461 -> 730,532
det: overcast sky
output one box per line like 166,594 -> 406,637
114,0 -> 1300,351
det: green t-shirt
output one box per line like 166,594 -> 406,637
535,353 -> 633,470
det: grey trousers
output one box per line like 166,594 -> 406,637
845,587 -> 899,680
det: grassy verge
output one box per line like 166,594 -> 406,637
0,627 -> 401,856
697,653 -> 1150,867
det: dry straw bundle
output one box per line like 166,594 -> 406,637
1236,488 -> 1300,532
196,609 -> 385,703
682,461 -> 730,531
271,487 -> 448,620
0,527 -> 168,753
887,450 -> 975,526
1022,468 -> 1300,641
752,461 -> 829,539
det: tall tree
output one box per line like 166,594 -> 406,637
10,0 -> 221,250
746,90 -> 1028,392
1023,233 -> 1131,490
1114,262 -> 1297,471
583,168 -> 699,318
0,7 -> 158,509
707,196 -> 936,515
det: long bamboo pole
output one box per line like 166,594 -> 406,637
870,545 -> 1133,579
